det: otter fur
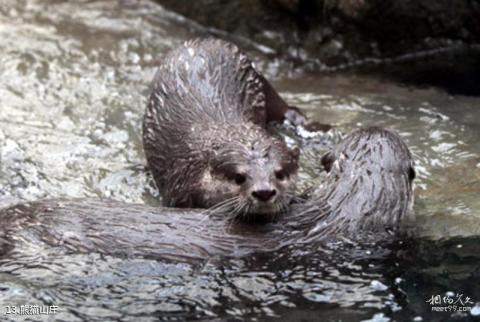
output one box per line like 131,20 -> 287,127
0,127 -> 415,260
143,38 -> 299,220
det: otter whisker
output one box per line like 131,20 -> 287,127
205,197 -> 240,219
223,200 -> 246,233
230,200 -> 246,221
187,196 -> 240,233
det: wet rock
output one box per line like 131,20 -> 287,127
154,0 -> 480,71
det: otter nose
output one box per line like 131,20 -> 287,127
251,189 -> 276,202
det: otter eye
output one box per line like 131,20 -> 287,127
234,173 -> 246,185
408,167 -> 416,181
275,170 -> 288,181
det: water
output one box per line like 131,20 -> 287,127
0,0 -> 479,321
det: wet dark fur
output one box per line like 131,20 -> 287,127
143,38 -> 299,218
0,127 -> 414,260
293,127 -> 416,239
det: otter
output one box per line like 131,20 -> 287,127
0,127 -> 415,260
291,126 -> 416,240
143,38 -> 300,220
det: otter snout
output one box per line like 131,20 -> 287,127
252,189 -> 277,202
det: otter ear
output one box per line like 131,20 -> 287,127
321,151 -> 336,172
408,166 -> 416,181
290,147 -> 300,161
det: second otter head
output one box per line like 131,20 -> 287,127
313,127 -> 415,234
201,135 -> 299,221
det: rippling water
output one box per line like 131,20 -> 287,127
0,1 -> 479,321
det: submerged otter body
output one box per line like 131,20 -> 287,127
0,127 -> 415,260
143,38 -> 299,219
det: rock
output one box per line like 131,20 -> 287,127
153,0 -> 480,71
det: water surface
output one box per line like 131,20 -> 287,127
0,1 -> 479,321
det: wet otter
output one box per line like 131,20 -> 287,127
0,127 -> 415,260
143,38 -> 299,220
293,126 -> 416,240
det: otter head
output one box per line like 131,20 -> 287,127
320,127 -> 415,185
201,136 -> 299,222
313,127 -> 415,235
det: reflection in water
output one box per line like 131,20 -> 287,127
0,0 -> 479,321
